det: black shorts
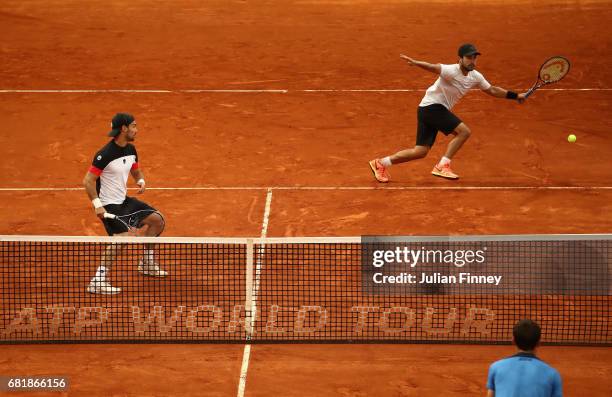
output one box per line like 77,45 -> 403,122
416,104 -> 462,147
102,196 -> 158,236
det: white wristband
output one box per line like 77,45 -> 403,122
92,198 -> 103,209
137,179 -> 145,186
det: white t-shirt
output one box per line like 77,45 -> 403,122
89,140 -> 139,206
419,64 -> 491,110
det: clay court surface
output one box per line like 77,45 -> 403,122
1,0 -> 612,396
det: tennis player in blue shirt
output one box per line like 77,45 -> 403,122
487,319 -> 562,397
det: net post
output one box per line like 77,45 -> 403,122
244,238 -> 254,339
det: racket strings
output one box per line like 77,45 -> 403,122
539,57 -> 570,83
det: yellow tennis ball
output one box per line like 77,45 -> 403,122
567,134 -> 577,143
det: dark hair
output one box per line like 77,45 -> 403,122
513,319 -> 541,350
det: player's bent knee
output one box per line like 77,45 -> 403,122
415,147 -> 429,159
456,124 -> 471,137
142,212 -> 162,224
153,212 -> 163,224
140,213 -> 164,233
151,212 -> 166,236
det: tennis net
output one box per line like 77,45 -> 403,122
1,235 -> 610,344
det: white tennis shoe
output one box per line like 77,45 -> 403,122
87,279 -> 121,295
138,261 -> 168,277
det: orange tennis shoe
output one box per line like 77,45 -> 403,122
369,159 -> 389,183
431,164 -> 459,179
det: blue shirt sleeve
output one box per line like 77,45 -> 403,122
486,364 -> 496,390
551,369 -> 562,397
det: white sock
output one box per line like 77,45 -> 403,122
143,249 -> 155,265
93,266 -> 108,282
380,156 -> 392,167
438,156 -> 451,167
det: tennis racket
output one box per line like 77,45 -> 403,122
103,210 -> 161,236
525,56 -> 570,98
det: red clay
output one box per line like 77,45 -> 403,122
1,0 -> 611,396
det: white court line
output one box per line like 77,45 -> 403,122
1,186 -> 612,192
302,88 -> 612,93
0,90 -> 174,93
0,88 -> 610,93
0,89 -> 287,93
237,188 -> 273,397
183,89 -> 288,93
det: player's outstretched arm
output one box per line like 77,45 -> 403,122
400,54 -> 441,75
482,85 -> 527,104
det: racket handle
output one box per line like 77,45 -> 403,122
524,87 -> 537,99
103,213 -> 116,219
